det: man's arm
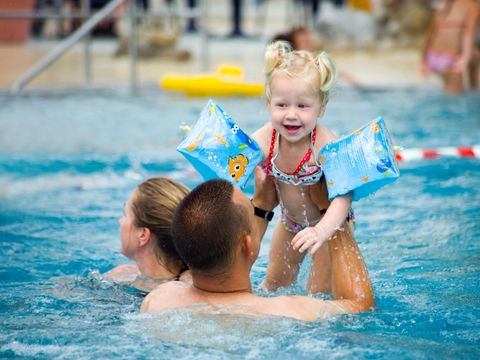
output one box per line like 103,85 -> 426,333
327,224 -> 375,313
283,225 -> 374,321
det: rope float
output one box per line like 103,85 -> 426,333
395,145 -> 480,162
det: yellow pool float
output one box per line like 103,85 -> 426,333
160,65 -> 264,97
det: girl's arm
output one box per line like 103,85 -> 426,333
251,122 -> 273,155
291,192 -> 352,255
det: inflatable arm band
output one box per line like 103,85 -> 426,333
177,99 -> 264,188
319,117 -> 400,201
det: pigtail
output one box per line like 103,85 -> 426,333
313,51 -> 336,93
264,40 -> 292,76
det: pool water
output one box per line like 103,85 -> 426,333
0,88 -> 479,359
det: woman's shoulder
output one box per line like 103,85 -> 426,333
103,263 -> 140,282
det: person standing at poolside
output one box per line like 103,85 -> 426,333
141,171 -> 374,321
104,177 -> 190,292
421,0 -> 479,95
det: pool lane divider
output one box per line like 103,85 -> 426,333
395,145 -> 480,162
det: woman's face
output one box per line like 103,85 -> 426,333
119,192 -> 140,260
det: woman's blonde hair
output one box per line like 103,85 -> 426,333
131,177 -> 189,273
264,40 -> 336,101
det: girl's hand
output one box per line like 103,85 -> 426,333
420,62 -> 430,78
291,225 -> 328,256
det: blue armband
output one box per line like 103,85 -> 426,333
319,117 -> 400,201
177,99 -> 264,189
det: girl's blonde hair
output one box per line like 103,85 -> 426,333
264,40 -> 336,101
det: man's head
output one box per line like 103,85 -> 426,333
172,179 -> 257,276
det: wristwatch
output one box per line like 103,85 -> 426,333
251,200 -> 275,221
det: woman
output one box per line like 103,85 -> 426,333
104,177 -> 190,292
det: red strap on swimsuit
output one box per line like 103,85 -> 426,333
267,128 -> 317,176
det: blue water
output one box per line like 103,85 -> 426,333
0,87 -> 479,359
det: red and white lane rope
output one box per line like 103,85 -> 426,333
395,145 -> 480,162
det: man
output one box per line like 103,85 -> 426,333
141,172 -> 374,321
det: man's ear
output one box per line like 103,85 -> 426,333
241,234 -> 256,258
138,227 -> 151,247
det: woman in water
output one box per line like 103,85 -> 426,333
104,177 -> 190,292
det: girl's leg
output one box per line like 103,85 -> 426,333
306,240 -> 331,294
263,221 -> 305,291
443,71 -> 464,95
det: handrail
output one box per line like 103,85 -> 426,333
10,0 -> 126,94
0,9 -> 201,20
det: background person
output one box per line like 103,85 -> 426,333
104,177 -> 190,292
421,0 -> 479,95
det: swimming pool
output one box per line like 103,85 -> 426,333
1,87 -> 479,359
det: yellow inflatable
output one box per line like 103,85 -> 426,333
348,0 -> 372,12
160,65 -> 264,97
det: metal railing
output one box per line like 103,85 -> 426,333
0,0 -> 206,94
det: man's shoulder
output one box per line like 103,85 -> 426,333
141,281 -> 193,313
258,295 -> 342,321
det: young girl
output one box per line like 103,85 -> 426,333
252,41 -> 354,293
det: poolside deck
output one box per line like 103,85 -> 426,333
0,1 -> 441,92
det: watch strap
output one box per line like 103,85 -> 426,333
253,204 -> 274,222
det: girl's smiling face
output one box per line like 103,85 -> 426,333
268,72 -> 324,144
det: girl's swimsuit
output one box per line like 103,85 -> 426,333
267,128 -> 354,234
267,128 -> 324,233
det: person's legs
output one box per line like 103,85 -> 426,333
230,0 -> 243,37
263,221 -> 305,291
443,71 -> 465,95
468,48 -> 479,91
186,0 -> 197,32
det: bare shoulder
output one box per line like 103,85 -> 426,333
140,281 -> 191,313
259,295 -> 350,321
103,264 -> 140,282
315,124 -> 337,150
251,122 -> 273,154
